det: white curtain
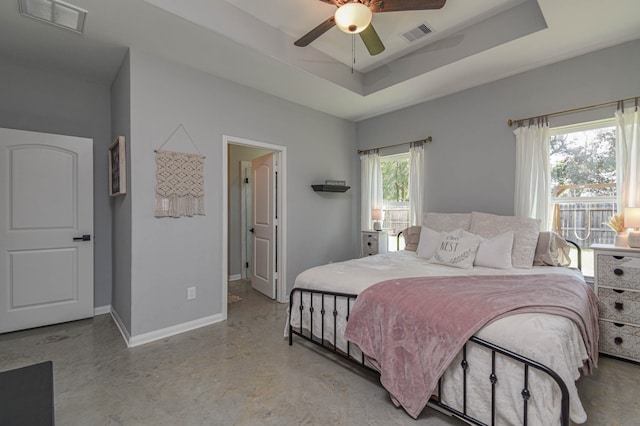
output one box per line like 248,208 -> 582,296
408,143 -> 424,226
360,151 -> 382,231
615,102 -> 640,209
514,119 -> 551,230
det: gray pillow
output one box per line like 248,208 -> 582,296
469,212 -> 540,269
534,231 -> 571,267
400,226 -> 421,251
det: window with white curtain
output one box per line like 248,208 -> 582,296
380,153 -> 410,251
549,118 -> 617,277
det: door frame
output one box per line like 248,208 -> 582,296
222,135 -> 287,310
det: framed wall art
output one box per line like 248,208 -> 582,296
109,136 -> 126,196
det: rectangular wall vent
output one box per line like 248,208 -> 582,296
401,23 -> 433,43
18,0 -> 87,34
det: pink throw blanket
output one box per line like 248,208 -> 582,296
343,274 -> 599,419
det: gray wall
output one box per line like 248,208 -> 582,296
127,49 -> 357,336
0,58 -> 113,308
110,52 -> 133,331
357,39 -> 640,218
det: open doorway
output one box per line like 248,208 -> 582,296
222,136 -> 287,319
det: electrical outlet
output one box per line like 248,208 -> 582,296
187,286 -> 196,300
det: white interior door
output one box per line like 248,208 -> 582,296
240,161 -> 252,280
251,153 -> 276,299
0,127 -> 93,333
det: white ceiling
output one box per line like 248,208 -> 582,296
223,0 -> 521,73
1,0 -> 639,122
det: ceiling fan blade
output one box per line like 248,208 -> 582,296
359,24 -> 385,56
369,0 -> 446,13
294,16 -> 336,47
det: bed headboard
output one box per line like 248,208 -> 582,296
397,212 -> 582,271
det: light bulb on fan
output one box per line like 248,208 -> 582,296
334,2 -> 372,34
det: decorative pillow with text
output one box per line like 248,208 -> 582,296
429,231 -> 481,269
416,227 -> 462,260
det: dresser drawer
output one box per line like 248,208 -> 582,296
362,233 -> 379,246
598,287 -> 640,324
362,234 -> 378,256
361,231 -> 387,257
599,320 -> 640,361
596,254 -> 640,290
362,247 -> 377,256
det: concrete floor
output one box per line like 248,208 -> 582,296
1,279 -> 639,425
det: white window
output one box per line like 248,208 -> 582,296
380,153 -> 410,251
550,118 -> 617,277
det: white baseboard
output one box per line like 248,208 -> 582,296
109,305 -> 225,348
228,274 -> 242,281
94,305 -> 111,316
110,307 -> 132,346
127,313 -> 225,348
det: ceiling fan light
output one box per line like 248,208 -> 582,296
335,2 -> 372,34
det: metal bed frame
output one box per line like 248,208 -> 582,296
288,235 -> 583,426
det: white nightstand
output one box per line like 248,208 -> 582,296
361,231 -> 388,257
593,244 -> 640,362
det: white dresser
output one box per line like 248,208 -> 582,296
593,244 -> 640,362
361,231 -> 388,257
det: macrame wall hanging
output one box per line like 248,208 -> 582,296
154,124 -> 206,218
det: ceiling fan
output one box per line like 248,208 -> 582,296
294,0 -> 447,56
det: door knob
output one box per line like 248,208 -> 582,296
73,234 -> 91,242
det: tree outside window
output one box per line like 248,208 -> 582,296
380,153 -> 410,250
550,118 -> 617,277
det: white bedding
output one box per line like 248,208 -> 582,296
288,250 -> 590,424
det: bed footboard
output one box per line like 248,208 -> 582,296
289,287 -> 570,426
288,287 -> 378,374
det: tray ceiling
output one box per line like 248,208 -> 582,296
0,0 -> 639,121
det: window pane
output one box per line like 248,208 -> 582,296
381,154 -> 410,247
550,125 -> 616,197
550,120 -> 617,278
381,157 -> 410,203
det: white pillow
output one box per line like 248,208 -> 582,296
469,212 -> 540,269
464,230 -> 514,269
429,231 -> 481,269
416,227 -> 440,259
416,227 -> 462,259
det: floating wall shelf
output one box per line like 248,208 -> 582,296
311,185 -> 350,193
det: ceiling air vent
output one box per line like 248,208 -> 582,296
18,0 -> 87,34
401,23 -> 433,43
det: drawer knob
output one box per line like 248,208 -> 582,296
614,336 -> 624,345
367,242 -> 371,246
613,268 -> 624,276
614,289 -> 625,294
614,256 -> 625,260
615,302 -> 624,311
